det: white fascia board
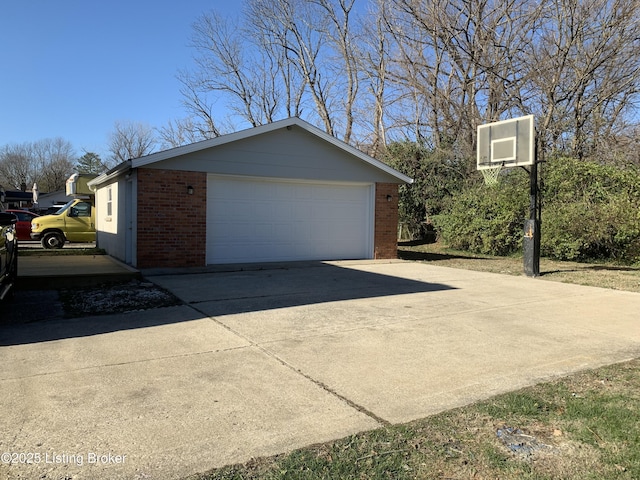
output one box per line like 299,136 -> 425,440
87,161 -> 131,190
131,117 -> 413,184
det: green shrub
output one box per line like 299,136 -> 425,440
433,170 -> 529,256
541,157 -> 640,262
430,157 -> 640,263
383,141 -> 466,240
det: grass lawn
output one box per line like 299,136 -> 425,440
184,243 -> 640,480
187,360 -> 640,480
398,241 -> 640,293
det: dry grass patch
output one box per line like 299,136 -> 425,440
398,241 -> 640,293
187,359 -> 640,479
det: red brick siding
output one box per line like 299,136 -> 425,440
374,183 -> 399,259
137,168 -> 207,268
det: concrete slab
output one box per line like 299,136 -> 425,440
0,306 -> 378,480
1,260 -> 639,479
151,261 -> 640,425
17,254 -> 139,289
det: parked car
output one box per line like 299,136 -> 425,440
0,188 -> 18,301
6,209 -> 40,241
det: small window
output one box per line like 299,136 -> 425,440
107,186 -> 113,217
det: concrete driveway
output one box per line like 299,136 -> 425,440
1,260 -> 639,479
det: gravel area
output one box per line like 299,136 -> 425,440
2,280 -> 181,324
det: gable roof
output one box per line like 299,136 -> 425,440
139,117 -> 411,183
90,118 -> 412,188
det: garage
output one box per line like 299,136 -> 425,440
207,175 -> 373,264
89,117 -> 412,269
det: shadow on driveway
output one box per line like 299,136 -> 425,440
0,306 -> 204,347
149,262 -> 456,317
1,263 -> 455,346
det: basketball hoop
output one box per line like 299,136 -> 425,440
477,114 -> 535,187
481,165 -> 502,186
476,115 -> 540,276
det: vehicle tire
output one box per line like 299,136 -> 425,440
42,232 -> 65,249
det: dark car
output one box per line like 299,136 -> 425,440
6,209 -> 40,241
0,188 -> 18,301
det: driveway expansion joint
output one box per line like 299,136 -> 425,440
0,346 -> 251,382
188,304 -> 391,427
288,367 -> 391,427
258,348 -> 391,427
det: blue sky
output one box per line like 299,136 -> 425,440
0,1 -> 240,158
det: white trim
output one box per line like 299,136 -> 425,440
126,174 -> 136,266
87,161 -> 131,189
367,183 -> 375,259
206,172 -> 373,187
491,137 -> 517,163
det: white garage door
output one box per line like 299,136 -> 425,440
207,175 -> 373,264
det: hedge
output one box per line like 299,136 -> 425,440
430,158 -> 640,263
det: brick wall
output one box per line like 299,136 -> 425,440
374,183 -> 399,259
135,172 -> 399,267
137,168 -> 207,268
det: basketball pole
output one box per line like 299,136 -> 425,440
524,140 -> 541,277
477,115 -> 539,276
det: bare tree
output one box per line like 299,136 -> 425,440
177,76 -> 224,140
0,144 -> 35,190
181,0 -> 378,147
357,0 -> 390,157
244,2 -> 307,120
186,12 -> 280,128
32,138 -> 76,191
527,0 -> 640,159
108,121 -> 157,164
157,117 -> 218,149
383,0 -> 640,164
0,138 -> 75,192
245,0 -> 336,134
385,0 -> 536,167
310,0 -> 361,143
176,0 -> 639,165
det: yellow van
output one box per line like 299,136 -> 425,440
30,198 -> 96,248
30,173 -> 97,249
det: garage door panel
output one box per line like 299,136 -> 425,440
207,176 -> 373,264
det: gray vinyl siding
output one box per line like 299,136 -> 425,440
143,126 -> 400,184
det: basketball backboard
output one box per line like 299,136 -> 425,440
477,115 -> 535,170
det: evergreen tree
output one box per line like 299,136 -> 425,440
76,152 -> 106,175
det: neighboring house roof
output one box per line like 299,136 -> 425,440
89,117 -> 412,188
4,191 -> 33,205
37,190 -> 68,205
